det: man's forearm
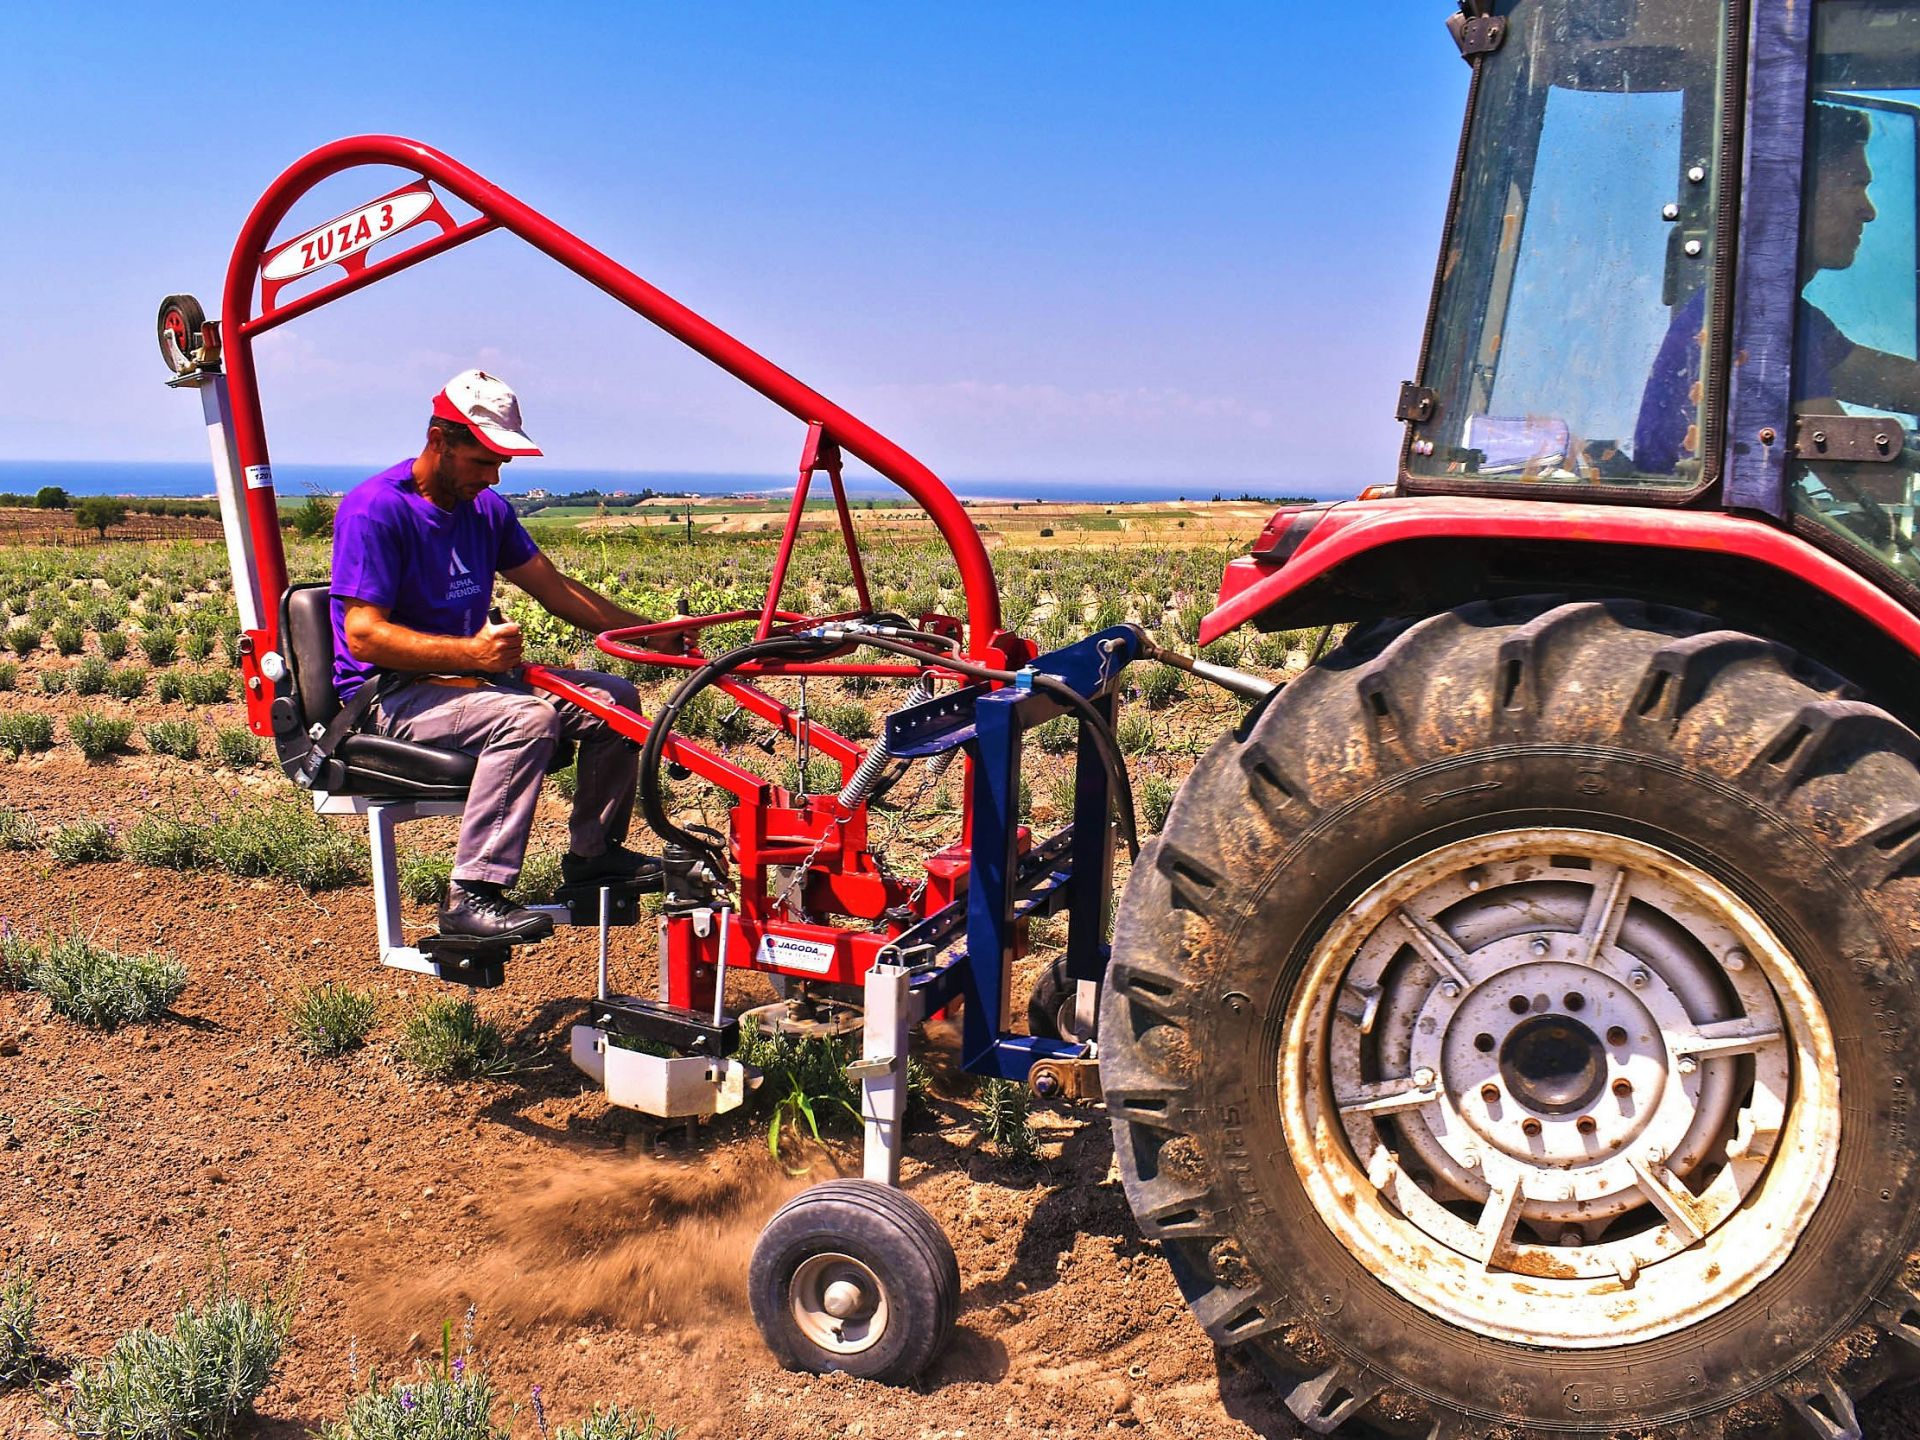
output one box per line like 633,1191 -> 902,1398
348,618 -> 480,673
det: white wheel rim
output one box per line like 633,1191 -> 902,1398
1280,828 -> 1840,1347
790,1251 -> 888,1356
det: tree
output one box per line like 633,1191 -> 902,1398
291,494 -> 335,538
34,485 -> 68,510
72,497 -> 127,538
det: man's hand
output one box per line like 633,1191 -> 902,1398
468,616 -> 523,673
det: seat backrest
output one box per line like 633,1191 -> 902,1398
282,584 -> 340,726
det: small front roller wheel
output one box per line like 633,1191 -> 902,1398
156,294 -> 207,376
749,1178 -> 959,1382
1027,953 -> 1095,1043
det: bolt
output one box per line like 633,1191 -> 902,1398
1560,1228 -> 1584,1246
1522,1118 -> 1543,1137
1662,203 -> 1680,221
1413,1067 -> 1436,1089
1529,937 -> 1550,957
1439,979 -> 1462,1000
1725,948 -> 1748,973
1759,427 -> 1777,446
1033,1070 -> 1061,1099
1688,164 -> 1708,184
1460,1149 -> 1480,1169
1676,1056 -> 1697,1076
1644,1146 -> 1665,1165
1627,968 -> 1650,989
1684,239 -> 1704,257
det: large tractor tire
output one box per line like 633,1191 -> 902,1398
1101,597 -> 1920,1439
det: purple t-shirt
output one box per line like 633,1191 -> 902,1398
329,459 -> 539,702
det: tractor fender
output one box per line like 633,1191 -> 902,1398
1207,494 -> 1920,662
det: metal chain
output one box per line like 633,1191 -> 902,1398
772,815 -> 842,918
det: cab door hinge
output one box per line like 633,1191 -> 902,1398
1447,3 -> 1508,60
1789,414 -> 1908,463
1397,383 -> 1437,425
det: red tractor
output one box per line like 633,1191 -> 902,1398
160,0 -> 1920,1433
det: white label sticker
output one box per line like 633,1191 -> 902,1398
244,465 -> 274,490
261,189 -> 437,283
756,933 -> 837,976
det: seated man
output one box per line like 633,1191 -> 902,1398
1636,103 -> 1906,474
331,369 -> 654,942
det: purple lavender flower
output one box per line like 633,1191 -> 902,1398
399,1388 -> 416,1412
452,1356 -> 465,1378
531,1383 -> 549,1436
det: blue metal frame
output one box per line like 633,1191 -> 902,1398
1723,0 -> 1815,515
883,627 -> 1142,1081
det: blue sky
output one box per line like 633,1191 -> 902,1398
0,4 -> 1467,493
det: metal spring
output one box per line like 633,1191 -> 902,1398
837,674 -> 936,808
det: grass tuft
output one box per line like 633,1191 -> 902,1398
213,725 -> 261,769
0,1269 -> 37,1387
143,720 -> 201,759
50,820 -> 121,866
14,930 -> 187,1028
554,1405 -> 680,1440
289,982 -> 379,1057
68,712 -> 136,762
319,1345 -> 507,1440
127,813 -> 213,870
55,1280 -> 292,1440
0,806 -> 40,851
398,997 -> 512,1080
976,1078 -> 1037,1161
207,804 -> 361,890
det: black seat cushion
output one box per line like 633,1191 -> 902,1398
278,584 -> 572,797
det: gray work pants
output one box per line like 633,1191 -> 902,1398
370,668 -> 642,887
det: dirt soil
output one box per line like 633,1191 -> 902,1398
0,733 -> 1301,1440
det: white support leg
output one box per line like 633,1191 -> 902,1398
858,963 -> 916,1186
366,801 -> 437,976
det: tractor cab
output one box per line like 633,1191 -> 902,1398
1405,0 -> 1920,596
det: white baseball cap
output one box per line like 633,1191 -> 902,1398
431,369 -> 542,457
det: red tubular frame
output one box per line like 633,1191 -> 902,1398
220,134 -> 1001,686
214,134 -> 1014,1001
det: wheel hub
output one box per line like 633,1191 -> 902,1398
1281,829 -> 1839,1346
789,1252 -> 888,1355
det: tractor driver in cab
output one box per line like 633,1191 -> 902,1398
1637,102 -> 1918,476
330,371 -> 656,944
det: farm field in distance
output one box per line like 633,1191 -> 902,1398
0,499 -> 1318,1440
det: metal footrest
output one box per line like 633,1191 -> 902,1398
416,933 -> 517,988
550,878 -> 653,927
586,994 -> 740,1057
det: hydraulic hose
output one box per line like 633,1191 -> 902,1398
639,630 -> 843,881
821,629 -> 1141,861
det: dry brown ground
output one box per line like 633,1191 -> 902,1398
0,689 -> 1298,1440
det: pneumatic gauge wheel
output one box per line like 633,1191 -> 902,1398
1101,596 -> 1920,1439
749,1178 -> 959,1382
156,294 -> 207,376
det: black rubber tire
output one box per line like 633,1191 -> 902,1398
156,294 -> 206,376
1100,597 -> 1920,1439
1027,953 -> 1094,1043
748,1178 -> 960,1382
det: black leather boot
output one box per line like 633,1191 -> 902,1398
440,880 -> 554,943
560,843 -> 662,888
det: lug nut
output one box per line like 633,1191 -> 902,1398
1521,1118 -> 1543,1137
1576,1116 -> 1598,1135
1627,968 -> 1650,989
1481,1083 -> 1501,1104
1529,937 -> 1550,957
1612,1078 -> 1633,1097
1439,979 -> 1462,1000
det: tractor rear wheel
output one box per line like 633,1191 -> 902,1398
1100,598 -> 1920,1438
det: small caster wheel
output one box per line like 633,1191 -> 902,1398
156,294 -> 208,376
749,1178 -> 959,1382
1027,953 -> 1095,1043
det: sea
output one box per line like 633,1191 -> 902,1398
0,460 -> 1338,506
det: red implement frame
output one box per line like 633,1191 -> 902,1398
214,135 -> 1019,1003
